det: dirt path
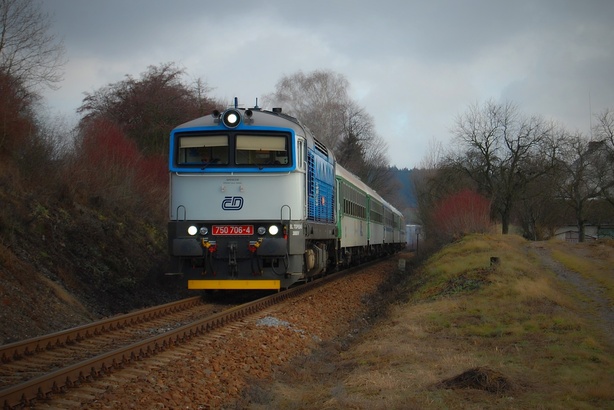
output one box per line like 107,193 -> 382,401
528,242 -> 614,349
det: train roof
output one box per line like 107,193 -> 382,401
173,107 -> 306,133
336,164 -> 403,216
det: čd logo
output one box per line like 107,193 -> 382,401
222,196 -> 244,210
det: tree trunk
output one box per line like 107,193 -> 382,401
500,206 -> 511,234
502,219 -> 510,234
576,203 -> 585,242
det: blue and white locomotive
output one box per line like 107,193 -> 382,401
168,100 -> 405,290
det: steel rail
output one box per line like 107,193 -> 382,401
0,296 -> 202,364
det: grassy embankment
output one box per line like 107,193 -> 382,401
267,234 -> 614,409
346,234 -> 614,409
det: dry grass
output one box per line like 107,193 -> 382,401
549,239 -> 614,301
245,234 -> 614,409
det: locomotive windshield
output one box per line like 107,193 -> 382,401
177,135 -> 229,165
175,132 -> 291,168
236,135 -> 289,165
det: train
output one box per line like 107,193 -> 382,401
167,99 -> 406,290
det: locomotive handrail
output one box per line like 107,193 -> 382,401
280,204 -> 291,223
176,205 -> 187,221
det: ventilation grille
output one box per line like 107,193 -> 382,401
313,138 -> 328,157
307,151 -> 335,223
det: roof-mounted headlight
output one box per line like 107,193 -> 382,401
222,109 -> 241,128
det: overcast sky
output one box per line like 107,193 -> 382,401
40,0 -> 614,169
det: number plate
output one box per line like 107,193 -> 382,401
212,225 -> 254,235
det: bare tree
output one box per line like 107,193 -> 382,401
338,101 -> 391,189
0,0 -> 65,153
592,108 -> 614,207
593,108 -> 614,149
419,138 -> 445,170
265,69 -> 349,149
513,164 -> 563,240
192,77 -> 216,115
266,69 -> 393,193
554,132 -> 610,241
0,0 -> 66,91
451,100 -> 556,234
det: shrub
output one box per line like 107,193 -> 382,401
69,117 -> 168,221
0,71 -> 35,157
432,189 -> 491,242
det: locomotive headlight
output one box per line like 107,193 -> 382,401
257,226 -> 266,236
187,225 -> 198,236
222,109 -> 241,128
199,226 -> 208,236
268,225 -> 279,235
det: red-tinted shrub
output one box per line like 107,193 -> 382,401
0,72 -> 35,157
69,118 -> 141,208
80,118 -> 141,170
432,189 -> 491,241
135,154 -> 169,219
71,118 -> 169,220
135,154 -> 167,190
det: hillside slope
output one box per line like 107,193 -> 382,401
0,167 -> 187,344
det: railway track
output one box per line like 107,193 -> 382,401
0,269 -> 346,409
0,296 -> 211,408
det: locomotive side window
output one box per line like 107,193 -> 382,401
235,135 -> 289,165
177,135 -> 229,165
